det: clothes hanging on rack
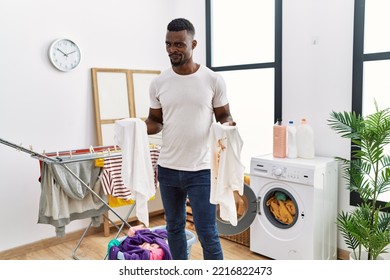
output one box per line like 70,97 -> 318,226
100,145 -> 161,209
38,159 -> 107,237
150,147 -> 160,187
0,138 -> 142,259
101,156 -> 133,201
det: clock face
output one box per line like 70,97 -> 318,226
49,39 -> 81,72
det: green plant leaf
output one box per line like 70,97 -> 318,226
328,103 -> 390,260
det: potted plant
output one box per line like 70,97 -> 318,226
327,101 -> 390,260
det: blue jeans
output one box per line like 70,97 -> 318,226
157,165 -> 223,260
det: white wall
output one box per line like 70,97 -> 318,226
2,0 -> 385,258
0,0 -> 205,252
282,0 -> 360,255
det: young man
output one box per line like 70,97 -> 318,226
145,18 -> 235,260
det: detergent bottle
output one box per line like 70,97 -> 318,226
296,117 -> 315,159
287,120 -> 298,159
273,118 -> 287,158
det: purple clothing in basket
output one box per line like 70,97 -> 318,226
109,228 -> 171,260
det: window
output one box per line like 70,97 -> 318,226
352,0 -> 390,205
206,0 -> 282,170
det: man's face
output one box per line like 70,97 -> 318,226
165,30 -> 195,67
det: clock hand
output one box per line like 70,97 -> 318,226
66,51 -> 76,55
56,48 -> 68,57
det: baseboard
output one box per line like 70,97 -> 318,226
0,210 -> 164,260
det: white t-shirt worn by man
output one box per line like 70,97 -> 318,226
149,65 -> 229,171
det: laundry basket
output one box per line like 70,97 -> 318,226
109,225 -> 196,260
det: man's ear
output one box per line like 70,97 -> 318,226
192,40 -> 197,49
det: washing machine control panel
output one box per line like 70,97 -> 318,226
251,160 -> 315,185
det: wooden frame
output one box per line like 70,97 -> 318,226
91,68 -> 160,146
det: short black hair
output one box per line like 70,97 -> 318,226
167,18 -> 195,37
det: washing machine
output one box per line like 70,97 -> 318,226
249,154 -> 338,260
216,154 -> 338,260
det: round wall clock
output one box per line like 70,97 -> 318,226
48,38 -> 81,72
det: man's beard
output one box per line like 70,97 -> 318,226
171,60 -> 182,67
170,54 -> 186,67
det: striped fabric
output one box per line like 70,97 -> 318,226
101,147 -> 160,201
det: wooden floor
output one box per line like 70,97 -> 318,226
2,214 -> 270,260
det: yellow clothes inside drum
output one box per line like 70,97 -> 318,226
266,195 -> 296,225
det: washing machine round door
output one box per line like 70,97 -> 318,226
261,186 -> 300,229
216,183 -> 257,235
